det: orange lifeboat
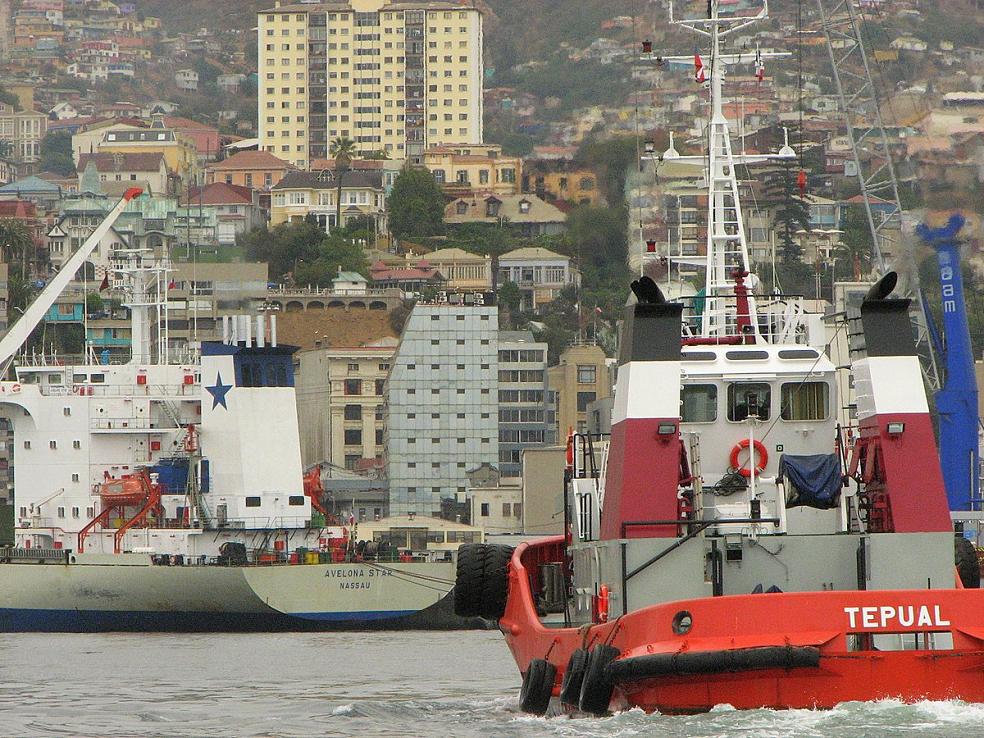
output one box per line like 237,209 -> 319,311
99,475 -> 150,506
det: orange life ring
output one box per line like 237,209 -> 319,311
729,439 -> 768,478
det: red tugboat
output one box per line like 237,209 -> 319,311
453,0 -> 984,715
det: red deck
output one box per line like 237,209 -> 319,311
501,538 -> 984,713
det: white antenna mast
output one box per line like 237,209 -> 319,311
643,1 -> 794,340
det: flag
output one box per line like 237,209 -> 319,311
168,279 -> 176,290
99,271 -> 110,292
694,53 -> 706,84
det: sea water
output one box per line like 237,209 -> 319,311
1,630 -> 983,737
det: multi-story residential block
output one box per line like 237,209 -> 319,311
295,339 -> 397,470
386,299 -> 498,517
497,331 -> 554,478
257,0 -> 484,168
270,168 -> 386,233
547,342 -> 613,436
497,247 -> 579,311
423,143 -> 519,197
0,101 -> 47,174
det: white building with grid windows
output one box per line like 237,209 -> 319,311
385,300 -> 498,517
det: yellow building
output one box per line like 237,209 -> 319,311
523,165 -> 604,206
270,168 -> 387,233
257,0 -> 484,169
423,143 -> 520,196
547,343 -> 612,436
0,101 -> 47,173
94,119 -> 200,185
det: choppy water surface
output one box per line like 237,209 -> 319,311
2,631 -> 984,737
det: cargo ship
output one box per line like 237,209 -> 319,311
454,0 -> 984,714
0,189 -> 467,632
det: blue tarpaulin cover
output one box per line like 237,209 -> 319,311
779,454 -> 842,510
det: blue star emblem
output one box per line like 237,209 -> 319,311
206,372 -> 232,410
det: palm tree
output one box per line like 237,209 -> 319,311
0,219 -> 33,265
330,137 -> 357,233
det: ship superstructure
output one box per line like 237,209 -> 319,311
454,1 -> 984,714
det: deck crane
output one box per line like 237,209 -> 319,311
0,187 -> 143,372
815,0 -> 939,389
815,4 -> 981,529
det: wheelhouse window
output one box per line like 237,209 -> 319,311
681,384 -> 717,423
781,382 -> 829,421
727,383 -> 770,422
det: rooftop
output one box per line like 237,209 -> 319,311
209,150 -> 296,171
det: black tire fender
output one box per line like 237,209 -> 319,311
559,648 -> 588,707
453,543 -> 487,617
956,536 -> 980,589
478,544 -> 514,620
578,644 -> 619,716
519,658 -> 557,715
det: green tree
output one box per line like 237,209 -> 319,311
835,205 -> 873,282
497,280 -> 522,329
40,131 -> 75,176
293,234 -> 369,288
388,167 -> 446,240
766,161 -> 811,262
330,136 -> 357,231
239,221 -> 324,280
576,136 -> 641,205
0,219 -> 33,265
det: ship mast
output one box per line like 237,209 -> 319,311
648,1 -> 794,341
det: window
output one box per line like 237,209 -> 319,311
780,382 -> 829,421
57,507 -> 65,518
576,391 -> 596,412
727,383 -> 771,422
344,429 -> 362,445
682,385 -> 718,423
73,440 -> 81,449
288,495 -> 305,506
375,379 -> 385,396
23,441 -> 29,450
72,474 -> 79,482
577,365 -> 596,384
245,496 -> 261,507
513,503 -> 523,518
344,379 -> 361,395
480,503 -> 489,517
344,404 -> 362,420
49,440 -> 57,449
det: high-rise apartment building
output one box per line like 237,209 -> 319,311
386,300 -> 498,517
257,1 -> 484,169
497,331 -> 554,478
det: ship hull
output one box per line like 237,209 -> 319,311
0,559 -> 483,632
501,538 -> 984,713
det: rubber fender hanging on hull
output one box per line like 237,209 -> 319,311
607,646 -> 821,682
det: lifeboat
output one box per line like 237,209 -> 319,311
99,475 -> 150,506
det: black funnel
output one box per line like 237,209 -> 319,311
865,271 -> 898,302
630,276 -> 666,305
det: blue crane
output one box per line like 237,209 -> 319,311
918,213 -> 980,513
